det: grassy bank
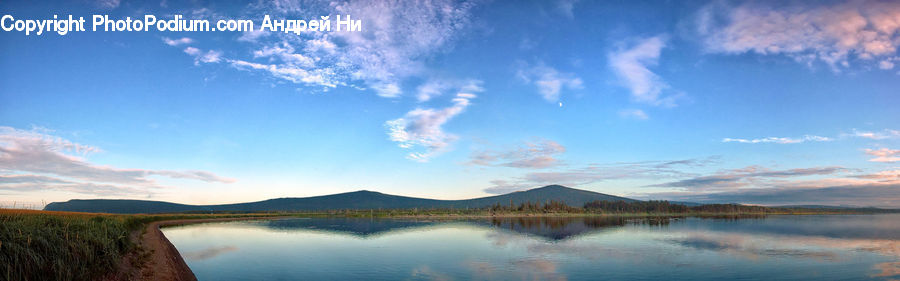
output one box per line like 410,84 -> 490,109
0,210 -> 283,281
1,210 -> 133,281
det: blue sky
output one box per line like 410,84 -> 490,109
1,0 -> 899,208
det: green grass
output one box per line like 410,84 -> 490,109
0,210 -> 285,281
0,210 -> 133,281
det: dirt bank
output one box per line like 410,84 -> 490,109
115,217 -> 282,281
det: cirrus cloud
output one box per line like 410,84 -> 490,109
646,166 -> 847,191
722,135 -> 833,144
608,36 -> 683,107
469,139 -> 566,169
385,81 -> 482,161
516,62 -> 583,102
0,126 -> 235,197
641,167 -> 900,208
172,0 -> 482,98
483,157 -> 720,194
697,0 -> 900,71
865,148 -> 900,162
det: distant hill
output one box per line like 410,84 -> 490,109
451,185 -> 636,208
774,205 -> 854,209
44,185 -> 639,214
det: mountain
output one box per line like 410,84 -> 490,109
451,185 -> 636,208
774,205 -> 855,209
44,185 -> 640,214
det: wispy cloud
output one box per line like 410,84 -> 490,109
469,138 -> 566,169
865,148 -> 900,163
0,179 -> 148,197
195,0 -> 481,97
724,128 -> 900,144
844,129 -> 900,140
162,37 -> 223,66
608,36 -> 682,107
0,126 -> 234,196
722,135 -> 832,144
658,183 -> 900,208
696,1 -> 900,71
95,0 -> 120,9
517,62 -> 583,102
163,37 -> 193,46
229,59 -> 336,87
618,109 -> 649,120
183,47 -> 223,65
852,169 -> 900,181
483,157 -> 720,194
416,78 -> 483,102
555,0 -> 580,18
0,174 -> 69,184
642,167 -> 900,207
385,82 -> 482,162
647,166 -> 847,191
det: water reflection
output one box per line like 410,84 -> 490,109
254,216 -> 687,240
183,246 -> 239,260
163,214 -> 900,280
259,217 -> 440,237
483,217 -> 627,240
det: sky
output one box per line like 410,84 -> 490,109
1,0 -> 899,208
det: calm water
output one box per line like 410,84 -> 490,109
163,214 -> 900,280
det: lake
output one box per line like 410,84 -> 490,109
162,214 -> 900,280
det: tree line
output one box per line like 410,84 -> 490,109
487,200 -> 784,214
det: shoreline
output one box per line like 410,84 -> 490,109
121,216 -> 284,281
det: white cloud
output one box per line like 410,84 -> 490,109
416,78 -> 483,102
608,36 -> 680,106
183,47 -> 201,56
556,0 -> 580,18
844,128 -> 900,140
229,59 -> 336,87
212,0 -> 480,98
416,80 -> 449,102
865,148 -> 900,163
95,0 -> 120,9
647,166 -> 847,191
722,135 -> 832,144
253,43 -> 316,68
645,175 -> 900,208
483,157 -> 720,194
618,109 -> 649,120
163,37 -> 193,46
517,62 -> 583,102
237,30 -> 269,42
697,1 -> 900,71
386,82 -> 482,161
469,138 -> 566,169
182,47 -> 223,65
0,126 -> 234,196
197,50 -> 223,63
724,129 -> 900,145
